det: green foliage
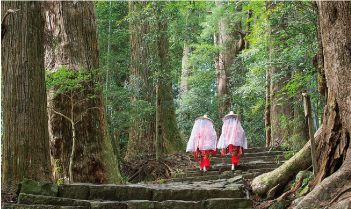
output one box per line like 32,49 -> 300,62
96,1 -> 131,157
54,159 -> 64,185
176,41 -> 218,138
46,66 -> 99,98
95,1 -> 324,156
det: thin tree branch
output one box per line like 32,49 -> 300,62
48,107 -> 73,123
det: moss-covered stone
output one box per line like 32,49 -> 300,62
127,200 -> 161,209
208,187 -> 244,198
89,185 -> 119,200
203,198 -> 253,209
162,200 -> 200,209
283,179 -> 295,193
3,203 -> 85,208
152,188 -> 196,201
115,186 -> 152,201
90,200 -> 128,209
268,199 -> 290,209
299,185 -> 309,196
221,171 -> 233,176
58,183 -> 90,199
19,179 -> 58,197
296,171 -> 313,182
18,193 -> 90,207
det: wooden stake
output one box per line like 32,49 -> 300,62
302,93 -> 318,177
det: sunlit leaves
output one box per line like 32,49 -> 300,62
46,66 -> 94,96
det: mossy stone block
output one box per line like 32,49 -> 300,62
90,201 -> 128,209
19,179 -> 58,197
127,200 -> 161,209
204,198 -> 253,209
162,200 -> 200,209
59,183 -> 90,199
18,193 -> 90,207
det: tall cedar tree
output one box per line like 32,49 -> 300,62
297,1 -> 351,207
126,1 -> 185,161
252,2 -> 351,207
1,1 -> 53,192
214,2 -> 246,137
266,2 -> 294,146
44,1 -> 122,184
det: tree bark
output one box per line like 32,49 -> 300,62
214,2 -> 246,137
180,42 -> 191,98
293,70 -> 309,148
297,1 -> 351,207
125,1 -> 185,161
125,1 -> 155,161
1,1 -> 53,192
44,1 -> 122,184
267,2 -> 294,146
265,67 -> 271,147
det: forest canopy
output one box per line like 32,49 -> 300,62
95,1 -> 323,156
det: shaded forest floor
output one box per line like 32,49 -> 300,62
121,152 -> 198,183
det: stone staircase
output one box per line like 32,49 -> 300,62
3,147 -> 287,209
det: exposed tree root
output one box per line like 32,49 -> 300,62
128,167 -> 143,182
252,127 -> 322,196
266,184 -> 280,200
296,143 -> 351,208
277,176 -> 304,202
329,186 -> 351,205
256,176 -> 304,209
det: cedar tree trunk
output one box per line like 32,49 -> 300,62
297,1 -> 351,207
1,1 -> 53,192
44,1 -> 122,184
180,42 -> 191,98
126,1 -> 184,161
214,2 -> 245,137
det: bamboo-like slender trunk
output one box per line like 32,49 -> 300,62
265,68 -> 271,147
69,96 -> 75,183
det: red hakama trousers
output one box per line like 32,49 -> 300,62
221,144 -> 245,166
193,148 -> 218,169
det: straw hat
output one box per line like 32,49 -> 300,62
195,114 -> 214,124
222,111 -> 241,122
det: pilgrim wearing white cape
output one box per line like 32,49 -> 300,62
186,115 -> 218,171
217,111 -> 247,170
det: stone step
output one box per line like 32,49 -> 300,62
247,168 -> 275,174
181,160 -> 283,174
169,174 -> 228,183
244,146 -> 283,153
169,171 -> 247,185
213,162 -> 282,172
243,150 -> 287,158
242,172 -> 261,180
210,154 -> 287,163
13,194 -> 253,209
210,150 -> 287,158
57,182 -> 245,202
3,203 -> 85,209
